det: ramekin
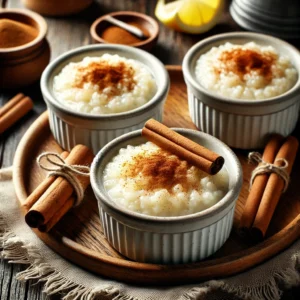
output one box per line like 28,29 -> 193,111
90,129 -> 242,264
41,44 -> 169,154
182,32 -> 300,149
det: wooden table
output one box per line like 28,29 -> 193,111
1,0 -> 300,299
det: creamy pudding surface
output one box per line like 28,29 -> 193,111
103,142 -> 229,217
195,42 -> 298,100
53,54 -> 156,114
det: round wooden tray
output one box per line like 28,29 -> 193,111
13,66 -> 300,285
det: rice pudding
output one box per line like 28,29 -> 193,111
103,142 -> 229,217
53,54 -> 157,114
195,42 -> 298,100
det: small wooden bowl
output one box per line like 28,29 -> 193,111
90,11 -> 159,52
21,0 -> 93,16
0,9 -> 50,89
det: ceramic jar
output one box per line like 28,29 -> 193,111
21,0 -> 93,16
0,9 -> 50,89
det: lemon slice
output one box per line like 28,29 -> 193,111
155,0 -> 184,31
155,0 -> 224,34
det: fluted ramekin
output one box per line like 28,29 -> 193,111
182,32 -> 300,149
90,129 -> 242,264
41,44 -> 169,154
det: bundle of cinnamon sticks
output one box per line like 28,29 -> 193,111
238,134 -> 299,241
0,93 -> 33,134
24,144 -> 94,232
142,119 -> 224,175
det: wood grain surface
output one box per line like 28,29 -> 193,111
1,0 -> 300,299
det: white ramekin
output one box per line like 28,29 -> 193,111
182,32 -> 300,149
90,129 -> 242,264
41,44 -> 169,154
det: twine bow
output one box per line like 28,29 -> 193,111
37,152 -> 90,206
248,152 -> 290,192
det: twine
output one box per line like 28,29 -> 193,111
37,152 -> 90,206
248,152 -> 290,192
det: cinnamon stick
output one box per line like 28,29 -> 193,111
238,134 -> 284,233
0,93 -> 24,117
25,145 -> 94,228
142,119 -> 224,175
251,136 -> 299,240
38,196 -> 75,232
0,94 -> 33,134
22,151 -> 69,211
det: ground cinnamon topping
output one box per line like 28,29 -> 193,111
75,61 -> 136,97
217,48 -> 276,82
0,19 -> 38,48
121,148 -> 202,193
101,22 -> 149,45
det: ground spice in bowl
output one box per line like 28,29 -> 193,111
91,12 -> 159,51
101,22 -> 149,45
0,18 -> 38,48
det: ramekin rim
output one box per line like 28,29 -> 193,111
40,44 -> 169,120
0,8 -> 48,53
90,128 -> 243,223
182,31 -> 300,106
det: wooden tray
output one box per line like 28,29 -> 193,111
13,66 -> 300,285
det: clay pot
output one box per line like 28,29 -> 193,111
0,9 -> 50,89
21,0 -> 93,16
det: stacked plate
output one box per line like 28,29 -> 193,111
230,0 -> 300,39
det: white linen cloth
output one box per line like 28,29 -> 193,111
1,167 -> 300,300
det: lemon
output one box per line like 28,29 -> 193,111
155,0 -> 224,34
